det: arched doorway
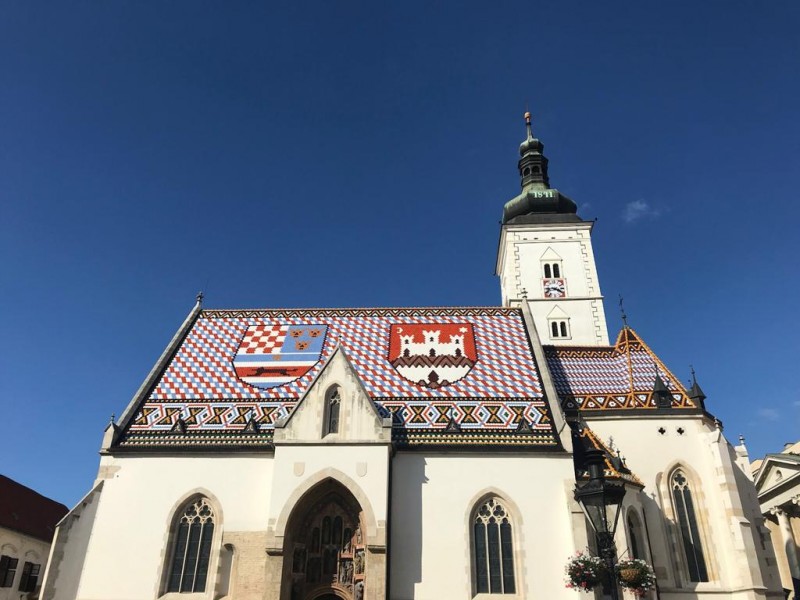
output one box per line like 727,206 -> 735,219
282,478 -> 367,600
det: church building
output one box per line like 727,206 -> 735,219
41,115 -> 781,600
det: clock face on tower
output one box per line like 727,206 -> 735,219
542,278 -> 566,298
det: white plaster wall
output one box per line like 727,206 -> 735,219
75,454 -> 274,600
585,416 -> 780,598
389,452 -> 579,600
41,483 -> 103,600
497,224 -> 609,346
0,527 -> 51,600
269,444 -> 390,532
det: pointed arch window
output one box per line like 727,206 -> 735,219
325,386 -> 341,435
671,470 -> 709,582
166,497 -> 215,593
473,497 -> 516,595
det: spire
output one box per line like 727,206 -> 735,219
518,111 -> 550,189
502,112 -> 580,225
688,365 -> 707,410
653,372 -> 672,409
619,295 -> 629,329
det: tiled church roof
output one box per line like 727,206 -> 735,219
118,307 -> 559,449
544,327 -> 698,412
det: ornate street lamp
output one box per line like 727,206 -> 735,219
574,447 -> 627,600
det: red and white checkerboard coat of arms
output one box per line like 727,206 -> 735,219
233,324 -> 328,389
388,323 -> 477,389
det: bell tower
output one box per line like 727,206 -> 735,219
496,113 -> 609,346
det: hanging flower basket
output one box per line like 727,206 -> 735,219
565,551 -> 608,593
615,558 -> 656,596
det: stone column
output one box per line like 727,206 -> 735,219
772,506 -> 800,599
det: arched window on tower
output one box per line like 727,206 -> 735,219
671,469 -> 709,582
473,497 -> 516,595
325,386 -> 341,435
627,512 -> 645,560
549,319 -> 570,339
544,264 -> 552,278
166,497 -> 216,593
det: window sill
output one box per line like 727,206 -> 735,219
159,592 -> 212,600
473,594 -> 522,599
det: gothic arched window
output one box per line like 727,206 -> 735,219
325,386 -> 341,435
627,512 -> 645,560
671,470 -> 709,582
473,497 -> 516,595
166,497 -> 216,593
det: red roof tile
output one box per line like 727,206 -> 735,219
0,475 -> 68,542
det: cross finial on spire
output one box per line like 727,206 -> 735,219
619,295 -> 629,328
196,291 -> 204,305
524,111 -> 534,141
739,434 -> 746,445
690,364 -> 697,386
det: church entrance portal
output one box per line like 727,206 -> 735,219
283,478 -> 366,600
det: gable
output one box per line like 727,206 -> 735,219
754,455 -> 800,494
274,348 -> 391,444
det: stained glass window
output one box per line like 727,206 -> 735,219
671,470 -> 709,582
473,498 -> 516,594
167,497 -> 215,593
326,386 -> 341,434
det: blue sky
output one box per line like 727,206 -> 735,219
1,2 -> 798,506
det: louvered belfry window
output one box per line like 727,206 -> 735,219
167,497 -> 215,593
473,498 -> 516,594
671,470 -> 709,582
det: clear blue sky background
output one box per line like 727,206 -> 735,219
1,2 -> 798,507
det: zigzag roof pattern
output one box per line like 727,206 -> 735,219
118,306 -> 559,449
544,327 -> 698,412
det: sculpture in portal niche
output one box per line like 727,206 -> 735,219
355,581 -> 364,600
339,559 -> 353,584
354,550 -> 364,574
355,525 -> 362,545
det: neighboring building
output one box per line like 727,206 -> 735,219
0,475 -> 67,600
751,441 -> 800,600
42,115 -> 781,600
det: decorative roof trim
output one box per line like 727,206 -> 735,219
116,298 -> 203,435
116,428 -> 559,449
200,306 -> 520,319
579,426 -> 644,487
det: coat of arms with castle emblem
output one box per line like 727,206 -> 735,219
388,323 -> 477,389
233,324 -> 328,389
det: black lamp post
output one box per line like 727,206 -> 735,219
574,447 -> 627,600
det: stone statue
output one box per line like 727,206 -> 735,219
355,526 -> 362,545
354,550 -> 364,574
345,560 -> 353,583
355,581 -> 364,600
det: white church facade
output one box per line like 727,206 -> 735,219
41,115 -> 782,600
